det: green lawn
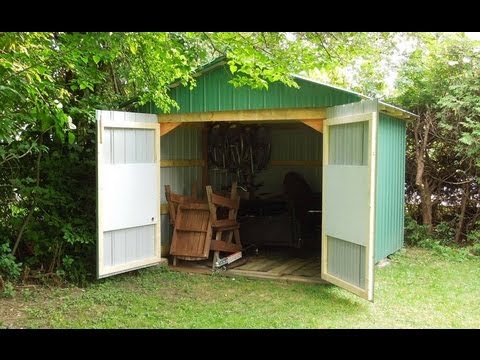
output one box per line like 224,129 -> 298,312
1,247 -> 479,328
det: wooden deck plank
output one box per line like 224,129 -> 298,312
228,269 -> 279,279
242,258 -> 280,272
226,268 -> 327,284
235,256 -> 270,270
278,259 -> 313,275
167,252 -> 326,284
267,258 -> 306,275
293,264 -> 321,277
290,258 -> 319,271
289,262 -> 314,275
279,274 -> 325,284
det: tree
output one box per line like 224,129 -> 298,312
395,33 -> 480,243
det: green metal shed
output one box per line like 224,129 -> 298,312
95,58 -> 416,301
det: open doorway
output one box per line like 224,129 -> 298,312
168,121 -> 324,283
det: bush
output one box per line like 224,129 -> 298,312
57,253 -> 93,286
2,124 -> 97,286
404,215 -> 471,261
1,281 -> 16,298
0,243 -> 22,281
472,243 -> 480,257
466,223 -> 480,256
404,215 -> 432,246
417,238 -> 470,261
434,221 -> 455,245
467,226 -> 480,243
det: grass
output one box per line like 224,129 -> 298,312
1,246 -> 479,328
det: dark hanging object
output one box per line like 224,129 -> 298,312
207,122 -> 272,197
252,125 -> 271,172
208,123 -> 228,168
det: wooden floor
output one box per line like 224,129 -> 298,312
168,248 -> 326,285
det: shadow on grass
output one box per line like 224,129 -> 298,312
298,282 -> 366,307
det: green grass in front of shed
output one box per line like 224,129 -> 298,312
1,247 -> 479,328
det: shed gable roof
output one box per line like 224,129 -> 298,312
166,57 -> 416,121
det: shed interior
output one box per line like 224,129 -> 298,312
161,120 -> 325,283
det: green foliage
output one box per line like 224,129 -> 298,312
404,214 -> 431,246
0,243 -> 22,280
305,32 -> 409,98
22,288 -> 33,301
405,214 -> 469,260
1,281 -> 16,298
205,32 -> 399,94
416,239 -> 471,262
467,226 -> 480,243
57,254 -> 91,286
435,221 -> 456,245
471,243 -> 480,257
468,225 -> 480,256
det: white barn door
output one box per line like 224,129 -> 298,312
96,110 -> 161,278
321,100 -> 378,301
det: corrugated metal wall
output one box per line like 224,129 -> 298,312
325,98 -> 378,118
209,124 -> 322,194
327,236 -> 365,289
259,125 -> 322,193
103,226 -> 155,267
375,114 -> 406,262
142,65 -> 361,114
160,125 -> 203,249
103,128 -> 155,164
100,111 -> 158,269
329,122 -> 369,166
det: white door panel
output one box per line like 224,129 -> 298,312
97,110 -> 160,278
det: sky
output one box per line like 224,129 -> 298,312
466,32 -> 480,40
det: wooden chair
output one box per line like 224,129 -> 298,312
165,182 -> 205,266
169,202 -> 212,266
206,182 -> 242,269
164,182 -> 199,226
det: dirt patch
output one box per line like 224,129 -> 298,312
0,297 -> 30,329
0,285 -> 85,329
